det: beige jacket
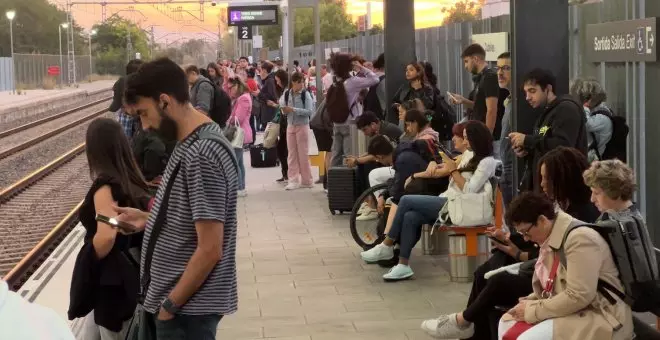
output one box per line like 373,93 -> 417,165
513,210 -> 634,340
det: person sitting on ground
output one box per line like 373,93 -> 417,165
185,65 -> 215,116
361,120 -> 497,281
352,111 -> 403,221
420,145 -> 599,339
569,77 -> 614,162
497,191 -> 633,340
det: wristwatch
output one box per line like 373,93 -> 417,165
161,297 -> 180,314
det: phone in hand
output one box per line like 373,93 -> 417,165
446,91 -> 458,103
96,214 -> 139,234
489,236 -> 508,246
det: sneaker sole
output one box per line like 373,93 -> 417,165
383,272 -> 414,282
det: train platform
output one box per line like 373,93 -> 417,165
0,80 -> 115,114
20,150 -> 471,340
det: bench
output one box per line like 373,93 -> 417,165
425,187 -> 504,282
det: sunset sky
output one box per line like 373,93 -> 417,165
47,0 -> 455,45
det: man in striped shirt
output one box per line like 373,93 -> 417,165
119,57 -> 239,340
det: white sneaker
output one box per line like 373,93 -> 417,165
382,264 -> 414,281
300,183 -> 314,189
285,182 -> 301,190
356,208 -> 379,221
237,190 -> 247,197
420,314 -> 475,339
360,243 -> 394,263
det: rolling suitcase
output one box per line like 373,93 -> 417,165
250,144 -> 278,168
327,167 -> 358,215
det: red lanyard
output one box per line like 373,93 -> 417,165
543,253 -> 561,296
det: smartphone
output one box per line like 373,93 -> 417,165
96,214 -> 138,234
489,236 -> 508,245
446,91 -> 457,102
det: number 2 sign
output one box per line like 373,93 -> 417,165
238,26 -> 252,40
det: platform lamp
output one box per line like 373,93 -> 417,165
59,23 -> 69,86
88,29 -> 97,82
6,10 -> 16,94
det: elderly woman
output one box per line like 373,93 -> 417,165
582,159 -> 638,218
569,78 -> 613,162
498,191 -> 633,340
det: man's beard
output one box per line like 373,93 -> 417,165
154,106 -> 178,142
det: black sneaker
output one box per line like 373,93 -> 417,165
378,248 -> 400,268
276,177 -> 288,183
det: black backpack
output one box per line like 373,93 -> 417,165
363,75 -> 386,120
559,212 -> 660,314
590,108 -> 629,161
326,79 -> 353,123
284,88 -> 307,107
427,90 -> 456,141
201,79 -> 231,128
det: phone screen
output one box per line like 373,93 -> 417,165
96,214 -> 138,233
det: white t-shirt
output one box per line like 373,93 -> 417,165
0,281 -> 75,340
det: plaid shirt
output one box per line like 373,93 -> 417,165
116,109 -> 138,139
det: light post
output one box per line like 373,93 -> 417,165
6,10 -> 16,94
59,23 -> 68,86
88,29 -> 96,82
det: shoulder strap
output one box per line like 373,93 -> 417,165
284,89 -> 290,106
197,128 -> 240,171
558,220 -> 626,304
140,161 -> 182,300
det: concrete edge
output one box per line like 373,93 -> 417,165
0,86 -> 113,115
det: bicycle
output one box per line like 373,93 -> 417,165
349,183 -> 389,250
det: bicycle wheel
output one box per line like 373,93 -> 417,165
350,183 -> 389,250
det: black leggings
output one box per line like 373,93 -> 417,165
462,253 -> 533,340
277,118 -> 288,179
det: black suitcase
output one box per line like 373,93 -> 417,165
250,144 -> 278,168
327,167 -> 358,215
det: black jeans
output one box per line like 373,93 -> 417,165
462,252 -> 533,340
277,118 -> 288,179
138,310 -> 222,340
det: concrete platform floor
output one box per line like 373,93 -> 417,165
219,153 -> 472,340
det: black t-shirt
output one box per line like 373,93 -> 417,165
79,175 -> 148,247
468,67 -> 501,139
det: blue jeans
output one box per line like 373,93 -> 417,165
387,195 -> 447,260
234,147 -> 246,190
138,310 -> 222,340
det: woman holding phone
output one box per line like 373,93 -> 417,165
68,118 -> 151,340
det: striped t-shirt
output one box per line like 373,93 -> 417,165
140,123 -> 239,315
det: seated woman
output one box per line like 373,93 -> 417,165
404,108 -> 439,143
361,120 -> 497,281
583,159 -> 639,220
497,192 -> 633,340
421,146 -> 599,340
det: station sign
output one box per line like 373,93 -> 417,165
238,25 -> 252,40
227,5 -> 278,26
585,17 -> 657,62
471,32 -> 509,61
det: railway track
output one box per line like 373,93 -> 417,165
1,144 -> 90,291
0,99 -> 110,161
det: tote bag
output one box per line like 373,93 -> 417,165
263,109 -> 281,149
439,181 -> 493,227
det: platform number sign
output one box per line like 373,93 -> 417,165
238,26 -> 252,40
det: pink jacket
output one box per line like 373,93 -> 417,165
227,92 -> 254,144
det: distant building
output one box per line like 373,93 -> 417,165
482,0 -> 510,19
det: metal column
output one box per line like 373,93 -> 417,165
383,0 -> 415,124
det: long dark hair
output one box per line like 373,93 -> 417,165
86,118 -> 149,203
422,61 -> 438,88
207,62 -> 221,79
461,120 -> 493,172
538,146 -> 591,210
407,62 -> 426,84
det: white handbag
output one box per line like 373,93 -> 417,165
229,116 -> 245,149
439,181 -> 494,227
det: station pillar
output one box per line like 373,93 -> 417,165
383,0 -> 415,124
510,0 -> 570,189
